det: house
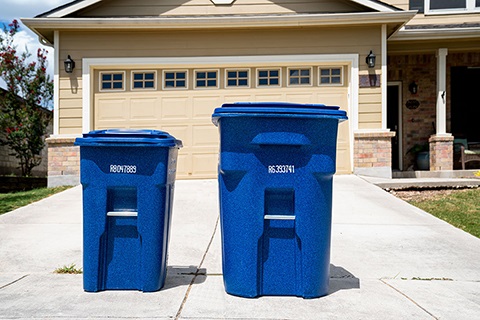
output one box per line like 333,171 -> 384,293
21,0 -> 480,187
0,87 -> 52,177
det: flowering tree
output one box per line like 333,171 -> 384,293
0,20 -> 53,176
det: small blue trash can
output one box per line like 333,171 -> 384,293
212,102 -> 347,298
75,129 -> 182,292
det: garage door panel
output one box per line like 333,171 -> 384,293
130,98 -> 158,120
313,92 -> 346,109
224,94 -> 253,103
176,153 -> 190,179
96,99 -> 129,121
192,125 -> 219,147
192,96 -> 222,118
335,148 -> 350,174
160,125 -> 190,144
284,93 -> 314,103
161,97 -> 190,120
191,153 -> 219,177
255,94 -> 284,102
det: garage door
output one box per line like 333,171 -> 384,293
94,66 -> 351,179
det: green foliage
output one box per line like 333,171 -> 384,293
0,20 -> 53,176
54,263 -> 83,274
409,188 -> 480,238
406,143 -> 429,156
0,186 -> 71,215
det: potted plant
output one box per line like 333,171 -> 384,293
407,143 -> 430,170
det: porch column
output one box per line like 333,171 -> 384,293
436,48 -> 448,135
430,48 -> 453,171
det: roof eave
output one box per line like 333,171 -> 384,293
391,27 -> 480,41
22,11 -> 415,43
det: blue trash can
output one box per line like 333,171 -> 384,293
75,129 -> 182,292
212,102 -> 347,298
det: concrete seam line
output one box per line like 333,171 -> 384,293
380,279 -> 439,319
0,274 -> 29,290
174,215 -> 220,320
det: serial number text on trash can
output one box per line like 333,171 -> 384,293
268,165 -> 295,174
109,165 -> 137,174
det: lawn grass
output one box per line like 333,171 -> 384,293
408,188 -> 480,238
0,186 -> 72,215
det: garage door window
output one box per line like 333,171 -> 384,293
226,69 -> 250,88
257,69 -> 281,87
195,70 -> 219,89
132,71 -> 156,90
319,67 -> 343,86
163,70 -> 188,89
288,68 -> 312,86
100,72 -> 125,91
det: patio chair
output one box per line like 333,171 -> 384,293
454,138 -> 480,170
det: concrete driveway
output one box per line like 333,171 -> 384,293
1,175 -> 479,319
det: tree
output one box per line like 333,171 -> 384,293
0,20 -> 53,176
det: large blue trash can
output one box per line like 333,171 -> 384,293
75,129 -> 182,292
212,102 -> 347,298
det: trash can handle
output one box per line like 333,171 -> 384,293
264,215 -> 295,220
107,211 -> 138,217
250,132 -> 311,147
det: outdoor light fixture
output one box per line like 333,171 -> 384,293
64,55 -> 75,73
366,50 -> 376,68
409,81 -> 418,94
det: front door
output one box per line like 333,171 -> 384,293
387,84 -> 401,170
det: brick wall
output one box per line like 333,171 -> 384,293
388,54 -> 438,169
46,137 -> 80,186
354,131 -> 395,178
429,135 -> 454,171
388,52 -> 480,170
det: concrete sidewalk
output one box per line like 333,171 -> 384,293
1,175 -> 479,319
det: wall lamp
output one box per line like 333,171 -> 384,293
409,81 -> 418,94
64,55 -> 75,73
366,50 -> 376,68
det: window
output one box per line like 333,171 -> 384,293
319,67 -> 343,86
288,68 -> 312,86
195,70 -> 219,88
100,72 -> 125,91
226,69 -> 250,87
257,69 -> 281,87
132,71 -> 156,90
423,0 -> 479,14
163,70 -> 187,89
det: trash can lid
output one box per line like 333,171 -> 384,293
74,129 -> 182,148
212,102 -> 347,126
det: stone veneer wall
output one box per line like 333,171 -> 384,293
354,131 -> 395,178
46,137 -> 80,187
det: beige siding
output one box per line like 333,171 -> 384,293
58,26 -> 382,134
358,87 -> 382,129
77,0 -> 368,17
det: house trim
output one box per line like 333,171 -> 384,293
381,24 -> 387,129
391,27 -> 480,41
23,11 -> 416,31
53,31 -> 59,135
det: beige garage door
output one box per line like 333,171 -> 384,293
94,67 -> 351,179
